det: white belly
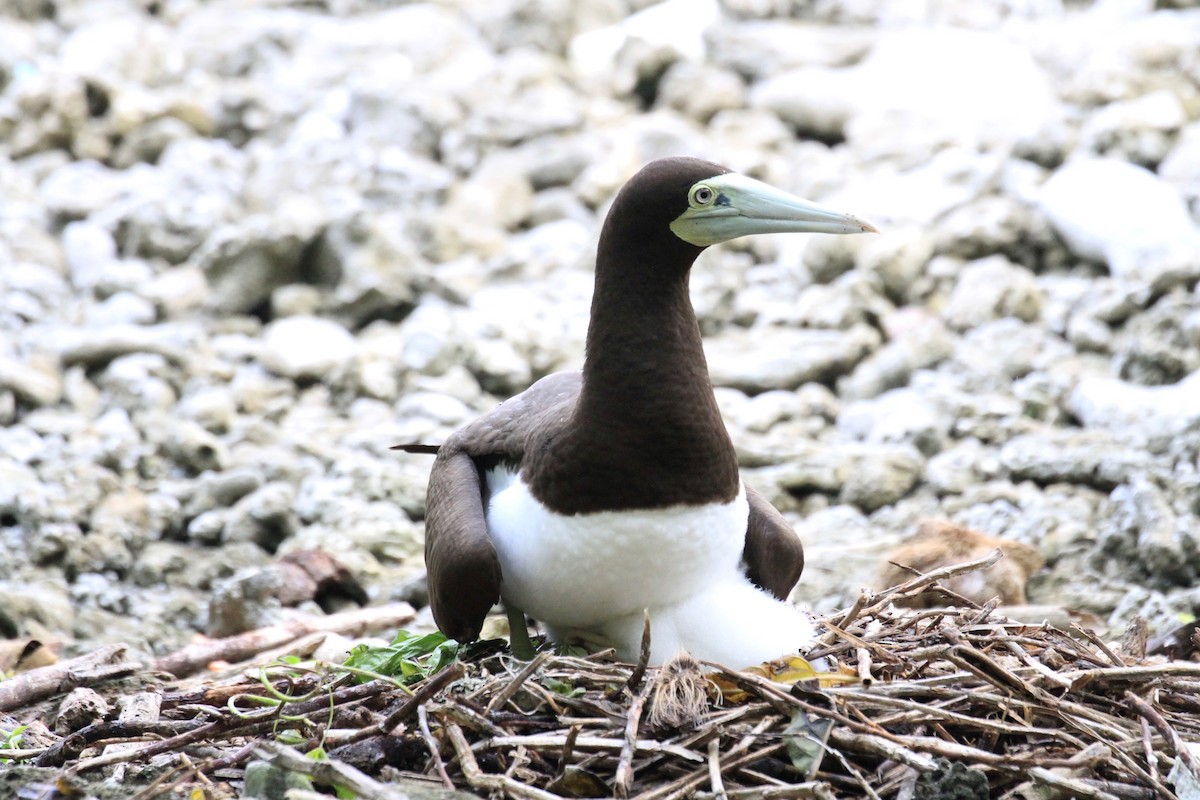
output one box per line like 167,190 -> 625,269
486,469 -> 748,628
485,469 -> 814,665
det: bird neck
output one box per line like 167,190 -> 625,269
564,241 -> 740,510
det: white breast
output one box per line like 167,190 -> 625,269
484,468 -> 813,666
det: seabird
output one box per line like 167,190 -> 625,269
413,157 -> 877,666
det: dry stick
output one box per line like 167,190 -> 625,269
944,643 -> 1054,703
131,752 -> 214,800
813,553 -> 1003,652
820,743 -> 883,800
640,744 -> 786,800
152,603 -> 416,678
1053,712 -> 1171,797
128,759 -> 191,800
1140,717 -> 1159,784
871,549 -> 1003,611
446,722 -> 563,800
1070,623 -> 1127,668
65,716 -> 278,774
0,644 -> 137,713
478,733 -> 703,763
1002,639 -> 1073,689
1124,690 -> 1200,779
254,740 -> 411,800
608,611 -> 653,700
1065,662 -> 1200,689
742,668 -> 1105,772
825,688 -> 1069,741
1027,766 -> 1122,800
826,727 -> 937,772
615,680 -> 654,798
855,647 -> 873,688
556,725 -> 580,782
831,590 -> 869,633
325,662 -> 464,748
418,702 -> 455,790
706,739 -> 728,800
819,621 -> 900,665
54,677 -> 393,771
696,785 -> 836,800
485,653 -> 550,715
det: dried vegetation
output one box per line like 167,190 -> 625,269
3,552 -> 1198,799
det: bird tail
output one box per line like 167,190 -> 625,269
391,443 -> 441,454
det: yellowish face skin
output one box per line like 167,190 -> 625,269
669,172 -> 878,247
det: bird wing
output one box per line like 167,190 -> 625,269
423,371 -> 582,641
741,484 -> 805,600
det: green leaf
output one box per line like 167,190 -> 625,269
542,677 -> 585,697
342,630 -> 459,684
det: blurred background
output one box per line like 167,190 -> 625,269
1,0 -> 1198,660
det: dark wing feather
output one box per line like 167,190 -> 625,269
421,371 -> 582,642
741,484 -> 804,600
424,449 -> 501,640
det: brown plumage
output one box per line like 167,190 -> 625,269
412,158 -> 875,661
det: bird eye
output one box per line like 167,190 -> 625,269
692,186 -> 714,206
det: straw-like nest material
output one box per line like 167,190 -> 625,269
4,551 -> 1199,799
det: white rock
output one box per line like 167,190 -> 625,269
1068,371 -> 1200,439
39,160 -> 128,220
1038,157 -> 1200,287
1079,89 -> 1185,166
838,387 -> 949,455
260,316 -> 358,382
1160,121 -> 1200,214
0,356 -> 62,407
62,221 -> 118,291
941,256 -> 1044,331
569,0 -> 719,78
752,28 -> 1058,158
85,291 -> 157,327
141,266 -> 209,318
705,325 -> 880,393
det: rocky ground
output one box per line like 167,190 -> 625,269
1,0 -> 1200,668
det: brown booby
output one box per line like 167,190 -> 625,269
414,158 -> 876,666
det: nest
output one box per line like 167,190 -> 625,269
4,553 -> 1200,799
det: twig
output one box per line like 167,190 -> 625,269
325,662 -> 464,747
485,653 -> 549,715
1124,690 -> 1199,779
477,733 -> 703,762
1071,623 -> 1127,667
0,645 -> 137,712
254,740 -> 413,800
706,738 -> 728,800
1027,766 -> 1121,800
152,604 -> 415,678
419,703 -> 455,789
609,611 -> 653,700
871,549 -> 1003,609
616,680 -> 653,797
446,722 -> 562,800
855,647 -> 873,687
1066,663 -> 1200,689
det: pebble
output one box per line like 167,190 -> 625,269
1068,371 -> 1200,440
1038,157 -> 1200,288
705,325 -> 880,393
1000,430 -> 1157,490
940,256 -> 1044,331
260,316 -> 358,382
0,356 -> 63,407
